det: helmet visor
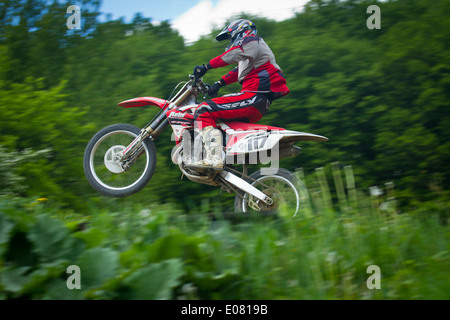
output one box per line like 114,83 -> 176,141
216,27 -> 232,42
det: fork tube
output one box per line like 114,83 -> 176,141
121,132 -> 147,160
151,119 -> 170,139
173,88 -> 193,106
122,111 -> 169,159
144,111 -> 169,136
152,86 -> 194,139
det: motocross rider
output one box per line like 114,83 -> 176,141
189,19 -> 290,170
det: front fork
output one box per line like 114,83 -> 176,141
119,114 -> 171,166
115,129 -> 150,169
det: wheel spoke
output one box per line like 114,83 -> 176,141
242,174 -> 303,217
89,130 -> 150,190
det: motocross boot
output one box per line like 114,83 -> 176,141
187,126 -> 224,170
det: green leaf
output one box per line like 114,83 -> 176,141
0,212 -> 14,257
146,233 -> 204,264
122,259 -> 185,300
27,214 -> 84,263
120,243 -> 151,269
1,266 -> 32,293
77,247 -> 120,290
41,278 -> 84,300
73,228 -> 108,248
186,266 -> 240,291
1,261 -> 69,297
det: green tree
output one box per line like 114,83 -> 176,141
0,78 -> 91,205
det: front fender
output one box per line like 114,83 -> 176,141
118,97 -> 169,109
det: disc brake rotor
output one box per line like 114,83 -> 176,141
104,145 -> 126,173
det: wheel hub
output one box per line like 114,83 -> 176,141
248,188 -> 278,211
104,145 -> 126,173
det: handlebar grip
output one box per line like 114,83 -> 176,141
191,74 -> 199,86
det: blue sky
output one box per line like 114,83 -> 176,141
98,0 -> 307,43
99,0 -> 218,23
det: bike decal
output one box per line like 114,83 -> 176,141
247,134 -> 269,152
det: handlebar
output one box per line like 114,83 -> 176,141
190,74 -> 209,95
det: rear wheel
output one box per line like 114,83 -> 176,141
234,168 -> 309,218
83,123 -> 157,197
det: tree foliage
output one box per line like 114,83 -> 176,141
0,0 -> 449,210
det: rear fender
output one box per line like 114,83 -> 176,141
277,130 -> 329,143
226,130 -> 328,155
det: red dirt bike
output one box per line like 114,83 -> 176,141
83,75 -> 328,217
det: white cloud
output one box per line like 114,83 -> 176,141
172,0 -> 309,44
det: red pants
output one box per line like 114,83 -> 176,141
194,92 -> 270,131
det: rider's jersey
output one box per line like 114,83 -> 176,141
207,35 -> 290,99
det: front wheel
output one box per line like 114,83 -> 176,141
234,168 -> 309,218
83,123 -> 157,197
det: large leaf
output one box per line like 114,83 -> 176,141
1,261 -> 67,297
0,212 -> 14,258
41,278 -> 84,300
185,266 -> 241,292
146,233 -> 206,266
77,247 -> 120,290
27,214 -> 85,263
73,227 -> 108,248
1,266 -> 32,293
122,259 -> 185,300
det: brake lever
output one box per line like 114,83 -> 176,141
204,84 -> 211,98
189,74 -> 198,86
189,74 -> 209,98
201,85 -> 209,100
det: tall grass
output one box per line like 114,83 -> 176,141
0,165 -> 449,300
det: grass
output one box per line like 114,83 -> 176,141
0,165 -> 449,300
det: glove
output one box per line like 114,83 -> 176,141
193,64 -> 209,78
208,81 -> 222,97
